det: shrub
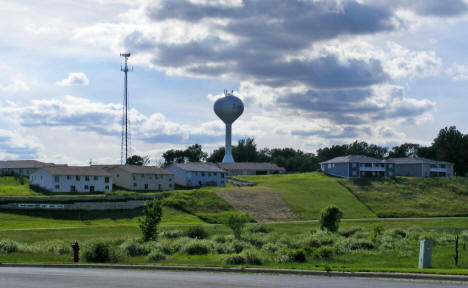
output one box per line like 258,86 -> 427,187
290,249 -> 306,262
370,224 -> 383,242
232,240 -> 252,253
384,228 -> 407,239
182,240 -> 211,255
224,254 -> 245,265
146,249 -> 166,262
139,198 -> 163,242
160,230 -> 184,239
0,239 -> 19,254
120,240 -> 150,257
241,249 -> 263,265
313,247 -> 334,259
262,242 -> 285,253
339,227 -> 363,238
243,233 -> 266,248
248,224 -> 270,234
306,231 -> 335,248
319,205 -> 343,232
186,226 -> 208,239
213,235 -> 226,243
82,241 -> 122,263
226,214 -> 249,239
346,238 -> 375,250
214,242 -> 236,254
406,226 -> 423,240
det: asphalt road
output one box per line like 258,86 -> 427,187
0,267 -> 467,288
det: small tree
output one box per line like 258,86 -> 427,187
139,198 -> 162,242
226,214 -> 249,239
319,205 -> 343,232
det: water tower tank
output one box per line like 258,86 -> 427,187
214,91 -> 244,163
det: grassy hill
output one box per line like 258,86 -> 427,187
238,173 -> 376,220
339,176 -> 468,217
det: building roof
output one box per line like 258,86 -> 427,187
40,166 -> 111,176
320,155 -> 383,164
0,160 -> 58,169
168,162 -> 226,173
216,162 -> 285,171
112,165 -> 173,175
92,164 -> 121,171
385,157 -> 453,165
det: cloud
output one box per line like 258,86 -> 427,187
446,64 -> 468,81
0,129 -> 42,159
56,72 -> 89,86
0,79 -> 29,93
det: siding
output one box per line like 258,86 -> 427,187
322,162 -> 349,178
30,170 -> 112,193
165,165 -> 226,187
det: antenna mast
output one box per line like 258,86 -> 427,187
120,53 -> 132,165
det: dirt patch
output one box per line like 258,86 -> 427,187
215,187 -> 297,222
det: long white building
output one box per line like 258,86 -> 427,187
30,166 -> 112,193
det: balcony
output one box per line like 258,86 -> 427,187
359,164 -> 385,171
430,167 -> 447,172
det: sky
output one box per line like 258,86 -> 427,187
1,0 -> 468,165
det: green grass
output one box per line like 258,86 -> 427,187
0,177 -> 40,197
340,177 -> 468,217
239,173 -> 375,220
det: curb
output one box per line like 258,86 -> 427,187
2,263 -> 468,282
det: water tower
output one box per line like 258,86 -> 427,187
214,90 -> 244,163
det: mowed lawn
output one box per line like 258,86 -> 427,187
0,177 -> 42,197
0,207 -> 203,230
340,177 -> 468,217
240,173 -> 375,220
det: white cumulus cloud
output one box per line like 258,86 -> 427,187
56,72 -> 89,86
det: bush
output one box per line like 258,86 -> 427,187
243,233 -> 266,248
182,240 -> 211,255
226,214 -> 249,239
224,254 -> 245,265
120,240 -> 150,257
248,224 -> 270,234
0,239 -> 19,254
241,249 -> 263,265
160,230 -> 184,239
370,224 -> 383,242
346,238 -> 375,250
214,242 -> 236,254
275,248 -> 307,263
186,226 -> 208,239
339,227 -> 363,238
313,247 -> 334,259
139,198 -> 163,242
384,228 -> 407,239
82,241 -> 122,263
146,249 -> 166,262
231,240 -> 252,253
262,242 -> 285,253
319,205 -> 343,232
213,235 -> 227,243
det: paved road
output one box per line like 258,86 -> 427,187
0,267 -> 467,288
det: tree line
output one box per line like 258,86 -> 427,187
130,126 -> 468,176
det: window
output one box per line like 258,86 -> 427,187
132,174 -> 136,180
133,182 -> 137,187
105,185 -> 109,190
169,183 -> 172,188
144,184 -> 148,190
169,178 -> 172,182
221,173 -> 225,178
352,163 -> 357,168
328,164 -> 331,168
389,172 -> 393,177
85,176 -> 90,181
54,176 -> 59,183
208,172 -> 211,176
201,172 -> 205,176
67,176 -> 70,180
55,185 -> 60,190
94,176 -> 98,180
117,174 -> 120,178
388,164 -> 393,168
149,175 -> 152,179
141,174 -> 144,179
352,171 -> 357,176
187,172 -> 192,178
155,175 -> 158,179
105,177 -> 109,183
84,185 -> 89,189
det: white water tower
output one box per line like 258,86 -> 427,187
214,90 -> 244,163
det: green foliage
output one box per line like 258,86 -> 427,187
126,155 -> 150,166
319,205 -> 343,232
181,239 -> 211,255
146,249 -> 166,262
0,239 -> 19,253
139,198 -> 163,242
120,239 -> 150,256
82,240 -> 122,263
276,248 -> 307,263
313,247 -> 334,259
186,225 -> 208,239
162,144 -> 207,165
226,213 -> 249,239
241,248 -> 263,265
370,224 -> 383,242
160,230 -> 184,239
224,254 -> 245,265
248,224 -> 270,234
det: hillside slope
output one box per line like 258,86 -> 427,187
238,173 -> 376,220
339,177 -> 468,217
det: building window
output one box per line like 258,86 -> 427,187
54,176 -> 59,183
105,185 -> 109,190
352,163 -> 356,168
84,185 -> 89,189
117,174 -> 120,178
55,185 -> 60,190
132,175 -> 136,180
144,184 -> 148,190
105,177 -> 109,183
149,175 -> 152,179
155,175 -> 158,179
169,183 -> 172,187
169,178 -> 172,182
187,172 -> 192,178
328,164 -> 331,168
208,172 -> 211,176
221,173 -> 225,178
388,164 -> 393,168
389,172 -> 393,177
133,182 -> 137,187
67,176 -> 70,180
352,171 -> 357,176
85,176 -> 90,181
94,176 -> 98,180
201,172 -> 205,176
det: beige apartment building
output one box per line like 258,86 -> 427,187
107,165 -> 174,191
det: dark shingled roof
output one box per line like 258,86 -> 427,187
385,157 -> 453,165
320,155 -> 383,164
0,160 -> 57,169
217,162 -> 285,171
40,166 -> 111,176
168,162 -> 226,173
112,165 -> 173,175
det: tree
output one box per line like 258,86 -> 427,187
127,155 -> 150,166
233,138 -> 258,162
226,213 -> 249,239
207,147 -> 225,163
319,205 -> 343,232
431,126 -> 466,176
162,149 -> 186,166
185,144 -> 208,162
387,143 -> 421,158
139,198 -> 163,242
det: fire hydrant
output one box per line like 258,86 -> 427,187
71,241 -> 80,263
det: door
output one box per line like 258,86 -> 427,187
144,184 -> 148,190
70,186 -> 76,192
90,186 -> 95,193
